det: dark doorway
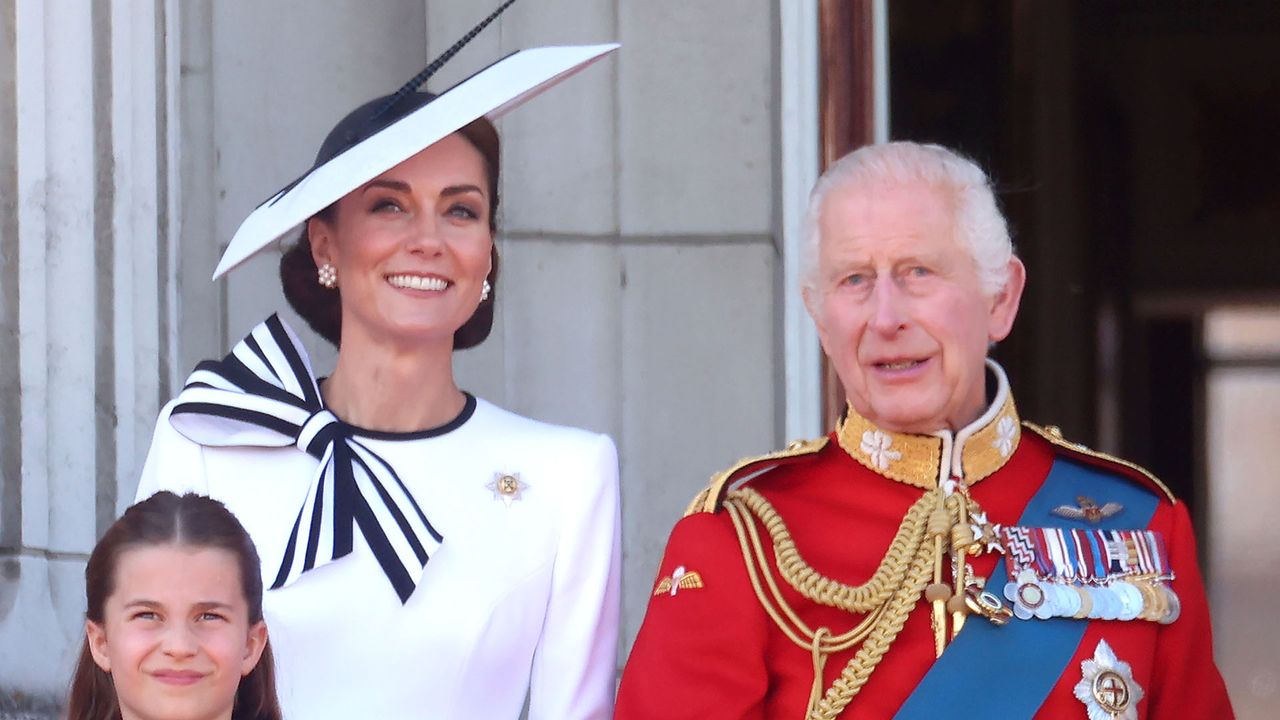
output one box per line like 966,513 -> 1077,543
887,0 -> 1280,507
887,2 -> 1280,715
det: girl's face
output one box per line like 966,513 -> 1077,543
86,545 -> 267,720
309,132 -> 494,350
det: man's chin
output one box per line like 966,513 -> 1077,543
862,402 -> 947,435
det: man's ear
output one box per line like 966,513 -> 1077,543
802,285 -> 819,323
987,256 -> 1026,343
803,285 -> 834,357
241,621 -> 269,676
86,620 -> 111,673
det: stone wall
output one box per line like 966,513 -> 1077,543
0,0 -> 783,704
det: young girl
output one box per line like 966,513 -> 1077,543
66,491 -> 282,720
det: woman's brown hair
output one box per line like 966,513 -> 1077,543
280,91 -> 501,349
65,492 -> 283,720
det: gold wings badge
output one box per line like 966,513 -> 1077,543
1052,495 -> 1123,524
653,565 -> 704,597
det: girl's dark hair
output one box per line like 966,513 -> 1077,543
280,91 -> 501,349
65,492 -> 283,720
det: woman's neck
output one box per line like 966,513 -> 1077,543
120,704 -> 233,720
322,329 -> 466,433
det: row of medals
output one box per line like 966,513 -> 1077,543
1002,568 -> 1181,624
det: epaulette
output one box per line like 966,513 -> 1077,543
684,437 -> 829,516
1022,421 -> 1176,504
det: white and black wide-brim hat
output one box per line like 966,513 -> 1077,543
212,1 -> 617,280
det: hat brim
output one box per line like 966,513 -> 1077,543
213,43 -> 620,280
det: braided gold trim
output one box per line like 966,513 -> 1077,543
724,499 -> 886,651
725,487 -> 978,718
731,487 -> 931,614
686,437 -> 829,516
810,547 -> 934,719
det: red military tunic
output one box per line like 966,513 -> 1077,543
616,364 -> 1232,719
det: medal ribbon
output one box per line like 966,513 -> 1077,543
895,457 -> 1162,718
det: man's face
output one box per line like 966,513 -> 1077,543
803,179 -> 1023,434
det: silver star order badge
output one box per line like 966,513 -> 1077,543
486,472 -> 528,507
968,510 -> 1003,554
1074,639 -> 1143,720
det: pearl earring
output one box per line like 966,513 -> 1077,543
317,263 -> 338,289
480,279 -> 492,302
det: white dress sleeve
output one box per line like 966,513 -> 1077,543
134,400 -> 211,502
527,433 -> 622,720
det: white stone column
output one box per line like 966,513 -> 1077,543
0,1 -> 23,565
108,0 -> 173,517
779,0 -> 822,441
0,0 -> 177,706
5,0 -> 99,698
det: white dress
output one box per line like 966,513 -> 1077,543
135,317 -> 621,720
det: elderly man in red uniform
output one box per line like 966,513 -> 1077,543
615,142 -> 1233,719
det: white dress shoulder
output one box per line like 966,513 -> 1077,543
135,318 -> 620,720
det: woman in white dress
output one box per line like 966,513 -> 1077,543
134,8 -> 620,718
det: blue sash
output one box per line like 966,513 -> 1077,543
893,457 -> 1160,718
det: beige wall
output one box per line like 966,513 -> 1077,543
1205,307 -> 1280,717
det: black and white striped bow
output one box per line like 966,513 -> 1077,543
168,314 -> 443,603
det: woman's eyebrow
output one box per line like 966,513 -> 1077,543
359,180 -> 485,198
361,179 -> 411,194
441,184 -> 485,198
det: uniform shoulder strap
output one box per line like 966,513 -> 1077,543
684,437 -> 829,516
1022,421 -> 1176,504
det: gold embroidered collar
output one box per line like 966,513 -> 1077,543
835,359 -> 1021,490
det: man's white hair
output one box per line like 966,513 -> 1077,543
801,142 -> 1014,296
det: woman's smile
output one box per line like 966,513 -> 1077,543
385,273 -> 451,292
309,133 -> 493,347
150,668 -> 208,686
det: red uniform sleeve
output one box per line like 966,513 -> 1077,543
1145,501 -> 1234,718
615,511 -> 771,719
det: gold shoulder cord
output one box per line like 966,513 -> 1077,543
687,438 -> 830,517
725,486 -> 971,719
1023,422 -> 1176,503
